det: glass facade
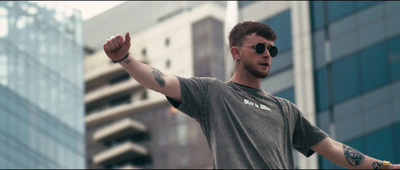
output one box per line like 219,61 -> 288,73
238,1 -> 256,9
260,9 -> 295,103
310,1 -> 400,169
0,1 -> 84,168
260,9 -> 298,168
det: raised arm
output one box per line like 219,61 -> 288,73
311,137 -> 399,169
103,32 -> 182,102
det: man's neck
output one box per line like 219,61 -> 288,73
229,71 -> 262,89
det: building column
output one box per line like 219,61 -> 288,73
291,1 -> 319,169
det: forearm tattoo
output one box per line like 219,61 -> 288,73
372,161 -> 383,170
124,59 -> 131,64
151,68 -> 165,87
343,144 -> 365,167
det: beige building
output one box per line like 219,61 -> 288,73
84,2 -> 225,169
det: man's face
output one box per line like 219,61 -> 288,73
238,33 -> 274,79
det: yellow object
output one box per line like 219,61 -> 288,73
381,161 -> 391,169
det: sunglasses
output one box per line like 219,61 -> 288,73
244,43 -> 279,57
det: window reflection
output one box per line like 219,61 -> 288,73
0,1 -> 84,168
261,9 -> 292,53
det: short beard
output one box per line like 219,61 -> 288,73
242,57 -> 269,78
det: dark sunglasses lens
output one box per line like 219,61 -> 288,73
255,43 -> 265,54
269,46 -> 278,57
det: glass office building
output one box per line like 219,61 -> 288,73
310,1 -> 400,168
261,9 -> 295,103
0,1 -> 85,168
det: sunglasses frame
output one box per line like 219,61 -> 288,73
243,43 -> 279,57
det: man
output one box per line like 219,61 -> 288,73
103,21 -> 399,169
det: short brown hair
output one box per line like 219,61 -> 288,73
228,21 -> 277,48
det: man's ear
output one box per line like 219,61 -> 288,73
231,46 -> 240,61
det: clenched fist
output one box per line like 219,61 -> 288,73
103,32 -> 131,62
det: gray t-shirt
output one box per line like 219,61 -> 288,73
166,77 -> 328,169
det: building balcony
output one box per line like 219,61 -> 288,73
93,118 -> 147,142
85,63 -> 125,85
85,78 -> 141,106
118,164 -> 142,169
93,141 -> 148,166
84,50 -> 148,90
86,94 -> 167,127
84,50 -> 126,84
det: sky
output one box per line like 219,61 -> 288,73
36,1 -> 126,20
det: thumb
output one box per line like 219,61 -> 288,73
124,32 -> 131,46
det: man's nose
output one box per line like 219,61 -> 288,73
262,49 -> 270,58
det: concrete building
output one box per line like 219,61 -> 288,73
84,2 -> 225,169
0,1 -> 85,168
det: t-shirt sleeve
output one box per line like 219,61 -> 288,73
291,102 -> 328,157
166,76 -> 211,120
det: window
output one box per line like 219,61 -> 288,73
360,42 -> 388,92
310,1 -> 325,31
269,50 -> 293,75
261,9 -> 292,52
312,30 -> 327,69
141,48 -> 146,57
109,95 -> 131,107
327,1 -> 355,22
109,73 -> 130,85
365,127 -> 394,162
141,91 -> 148,100
238,1 -> 256,9
0,54 -> 7,86
331,54 -> 360,104
165,59 -> 170,68
319,155 -> 334,169
388,35 -> 400,81
355,1 -> 380,11
395,123 -> 400,163
165,38 -> 170,47
274,87 -> 295,104
315,67 -> 329,112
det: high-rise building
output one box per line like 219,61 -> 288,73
238,1 -> 400,169
84,2 -> 225,169
0,1 -> 85,168
309,1 -> 400,168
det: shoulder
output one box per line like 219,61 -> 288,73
268,93 -> 300,115
268,93 -> 295,106
175,76 -> 226,91
176,76 -> 218,82
177,76 -> 223,85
